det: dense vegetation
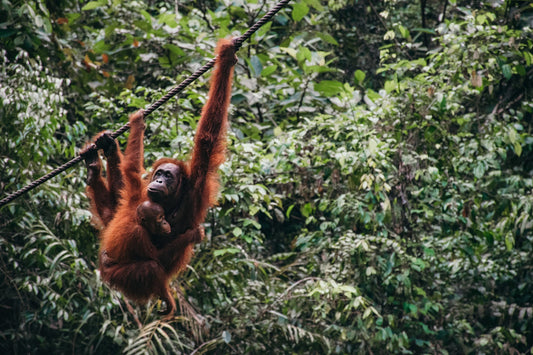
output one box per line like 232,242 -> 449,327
1,0 -> 532,353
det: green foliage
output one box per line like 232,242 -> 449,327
1,0 -> 533,354
124,320 -> 193,354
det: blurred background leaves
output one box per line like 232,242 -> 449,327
1,0 -> 532,353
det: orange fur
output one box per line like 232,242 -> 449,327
83,133 -> 124,228
84,39 -> 236,315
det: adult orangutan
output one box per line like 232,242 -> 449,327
82,38 -> 237,315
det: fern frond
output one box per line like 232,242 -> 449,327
124,320 -> 192,355
281,323 -> 331,352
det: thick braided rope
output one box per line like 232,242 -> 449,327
0,0 -> 291,208
233,0 -> 291,49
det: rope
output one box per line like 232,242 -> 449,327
0,0 -> 291,209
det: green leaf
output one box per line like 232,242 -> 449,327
411,258 -> 426,271
242,218 -> 261,229
292,2 -> 309,22
505,234 -> 514,251
354,70 -> 366,84
233,227 -> 242,237
213,248 -> 240,257
158,12 -> 177,27
384,80 -> 396,93
523,51 -> 533,66
304,0 -> 324,11
140,10 -> 151,22
261,65 -> 278,77
406,303 -> 418,314
280,47 -> 298,60
398,25 -> 410,39
473,163 -> 485,178
439,95 -> 447,111
365,89 -> 381,102
250,55 -> 263,77
314,80 -> 344,97
516,64 -> 526,76
316,32 -> 338,45
508,128 -> 518,144
513,142 -> 522,156
164,44 -> 184,57
501,64 -> 512,79
81,1 -> 103,11
412,27 -> 436,35
296,46 -> 312,62
286,205 -> 295,218
305,65 -> 334,74
300,203 -> 313,218
476,14 -> 487,25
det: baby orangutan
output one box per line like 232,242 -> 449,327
137,200 -> 171,236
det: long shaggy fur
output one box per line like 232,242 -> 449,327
83,39 -> 236,315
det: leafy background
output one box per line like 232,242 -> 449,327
1,0 -> 532,353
